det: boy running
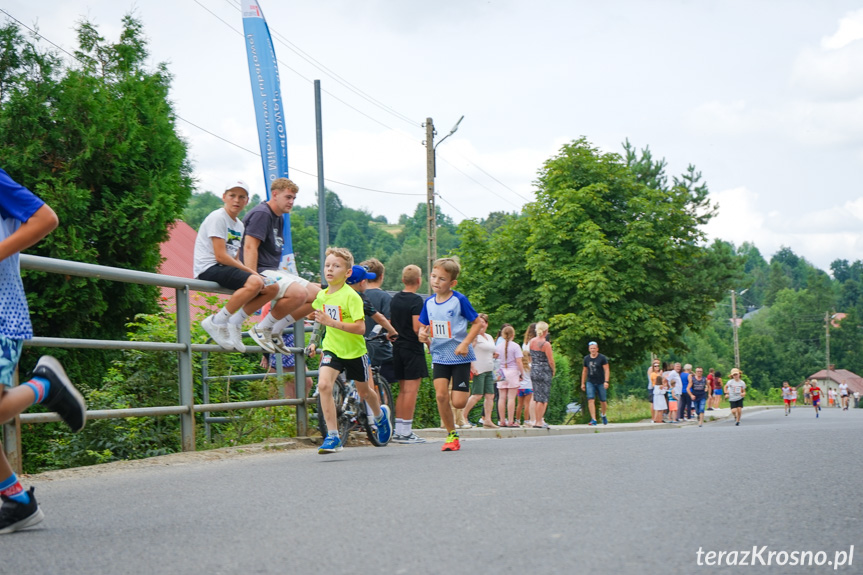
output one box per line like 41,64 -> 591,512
307,248 -> 392,453
418,258 -> 482,452
782,381 -> 792,416
810,380 -> 822,418
195,181 -> 279,351
0,168 -> 87,534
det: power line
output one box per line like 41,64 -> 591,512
1,7 -> 419,198
436,153 -> 523,209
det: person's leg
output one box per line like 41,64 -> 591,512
317,366 -> 340,433
463,394 -> 482,421
434,377 -> 456,433
506,389 -> 517,424
396,379 -> 421,421
240,281 -> 279,316
482,393 -> 498,427
534,401 -> 547,426
588,399 -> 596,421
497,385 -> 507,425
528,395 -> 535,424
515,392 -> 525,424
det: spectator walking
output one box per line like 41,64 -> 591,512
582,342 -> 610,426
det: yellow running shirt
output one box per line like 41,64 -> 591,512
312,284 -> 367,360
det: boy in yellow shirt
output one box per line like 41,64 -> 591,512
307,248 -> 392,453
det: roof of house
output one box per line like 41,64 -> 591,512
807,369 -> 863,395
158,220 -> 225,316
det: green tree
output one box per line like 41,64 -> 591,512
0,17 -> 193,385
333,220 -> 369,262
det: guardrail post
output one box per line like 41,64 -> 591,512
1,367 -> 23,474
176,286 -> 196,451
293,321 -> 308,436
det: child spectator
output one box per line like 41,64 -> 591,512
418,258 -> 482,451
306,248 -> 392,453
0,167 -> 87,534
195,181 -> 278,352
495,325 -> 524,427
515,355 -> 534,426
390,265 -> 429,443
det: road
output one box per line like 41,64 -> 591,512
4,407 -> 862,574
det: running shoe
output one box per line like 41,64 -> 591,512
318,434 -> 343,454
226,323 -> 246,352
33,356 -> 87,433
393,433 -> 427,444
0,487 -> 44,534
202,315 -> 234,350
442,431 -> 460,451
587,420 -> 598,426
248,325 -> 277,353
374,405 -> 392,444
601,414 -> 608,425
271,334 -> 293,355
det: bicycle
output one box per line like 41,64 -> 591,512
309,332 -> 394,447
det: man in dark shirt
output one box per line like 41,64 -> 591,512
389,264 -> 429,443
240,178 -> 320,353
581,341 -> 610,426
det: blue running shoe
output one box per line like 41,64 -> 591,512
587,420 -> 598,426
319,434 -> 343,454
601,414 -> 608,425
375,405 -> 393,444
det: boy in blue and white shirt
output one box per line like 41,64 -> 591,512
418,258 -> 481,452
0,168 -> 87,534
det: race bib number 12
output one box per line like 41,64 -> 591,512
431,320 -> 452,339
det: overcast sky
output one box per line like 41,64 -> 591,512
4,0 -> 863,272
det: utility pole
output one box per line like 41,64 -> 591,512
731,289 -> 740,369
825,311 -> 830,372
424,118 -> 436,279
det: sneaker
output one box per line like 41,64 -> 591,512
271,334 -> 293,355
318,434 -> 343,454
393,433 -> 427,444
202,316 -> 234,350
0,487 -> 44,534
735,421 -> 740,426
588,420 -> 598,426
226,323 -> 246,352
458,422 -> 474,429
374,405 -> 392,444
33,356 -> 86,432
248,325 -> 277,353
601,414 -> 608,425
442,431 -> 460,452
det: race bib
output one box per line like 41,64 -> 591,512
431,320 -> 452,339
324,305 -> 342,323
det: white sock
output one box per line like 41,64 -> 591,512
404,418 -> 413,435
395,418 -> 405,436
228,309 -> 249,326
213,307 -> 231,325
272,314 -> 296,333
259,313 -> 277,330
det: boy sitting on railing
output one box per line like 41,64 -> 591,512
194,181 -> 279,352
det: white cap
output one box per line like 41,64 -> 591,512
224,180 -> 250,194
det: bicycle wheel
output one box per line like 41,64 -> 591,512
316,378 -> 346,438
363,374 -> 394,446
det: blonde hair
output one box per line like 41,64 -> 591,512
501,325 -> 515,363
535,321 -> 549,336
271,178 -> 298,194
361,258 -> 384,280
326,247 -> 353,268
433,257 -> 461,281
402,264 -> 421,285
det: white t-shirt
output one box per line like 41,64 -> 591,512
839,383 -> 849,396
193,208 -> 245,278
726,380 -> 746,401
664,370 -> 682,396
782,386 -> 792,400
472,333 -> 496,374
519,369 -> 533,390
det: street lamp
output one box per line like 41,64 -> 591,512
424,115 -> 464,277
731,288 -> 748,369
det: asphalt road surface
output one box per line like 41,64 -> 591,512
4,407 -> 862,574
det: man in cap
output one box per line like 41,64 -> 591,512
582,341 -> 610,425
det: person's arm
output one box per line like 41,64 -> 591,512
411,314 -> 421,335
454,317 -> 482,356
312,308 -> 365,335
603,361 -> 610,389
544,342 -> 556,376
372,311 -> 398,340
0,203 -> 58,263
242,235 -> 262,274
581,366 -> 587,390
211,237 -> 258,274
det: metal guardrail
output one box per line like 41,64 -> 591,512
1,254 -> 314,473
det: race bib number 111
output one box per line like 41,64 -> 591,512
432,320 -> 452,339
